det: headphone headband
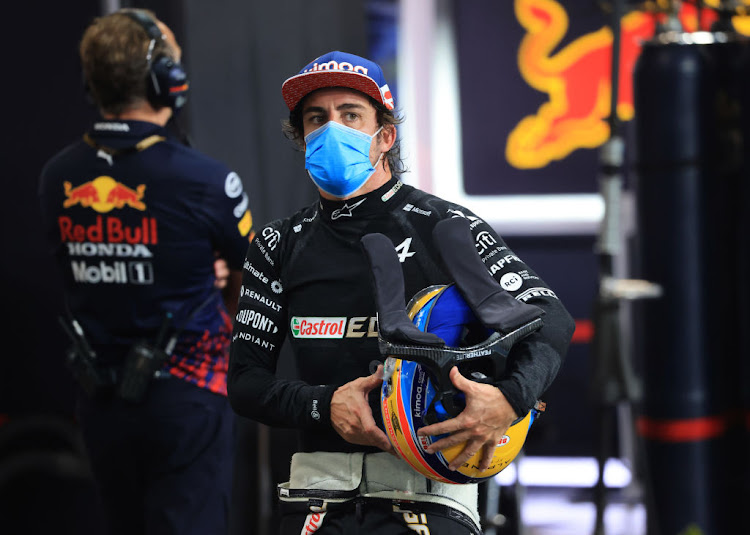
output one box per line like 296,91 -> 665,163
121,9 -> 163,40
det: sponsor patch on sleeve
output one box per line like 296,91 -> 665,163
238,210 -> 253,237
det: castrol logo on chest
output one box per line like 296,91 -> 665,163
290,317 -> 346,339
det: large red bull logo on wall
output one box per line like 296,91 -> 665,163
508,0 -> 748,169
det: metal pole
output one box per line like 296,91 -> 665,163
591,1 -> 625,532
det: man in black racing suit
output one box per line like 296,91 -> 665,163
228,51 -> 575,535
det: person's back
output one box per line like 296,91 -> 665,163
40,120 -> 251,376
38,9 -> 254,535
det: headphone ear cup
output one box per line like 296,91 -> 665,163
148,55 -> 189,110
119,10 -> 189,110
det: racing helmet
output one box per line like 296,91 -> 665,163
361,217 -> 546,485
380,284 -> 544,484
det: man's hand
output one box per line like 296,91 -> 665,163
330,365 -> 395,454
213,255 -> 230,289
418,366 -> 517,471
213,253 -> 242,316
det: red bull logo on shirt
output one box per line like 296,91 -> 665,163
61,176 -> 157,284
58,215 -> 158,245
60,176 -> 157,245
63,176 -> 146,212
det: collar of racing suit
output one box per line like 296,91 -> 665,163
318,178 -> 408,222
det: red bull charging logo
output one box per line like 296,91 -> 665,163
507,0 -> 748,169
63,176 -> 146,213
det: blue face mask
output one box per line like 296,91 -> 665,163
304,121 -> 383,198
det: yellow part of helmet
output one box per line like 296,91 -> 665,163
441,410 -> 534,479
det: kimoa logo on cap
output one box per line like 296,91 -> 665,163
303,60 -> 369,76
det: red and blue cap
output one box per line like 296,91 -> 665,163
281,51 -> 395,112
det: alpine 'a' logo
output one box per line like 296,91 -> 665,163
395,238 -> 415,262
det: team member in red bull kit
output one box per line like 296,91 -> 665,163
38,9 -> 254,535
228,51 -> 575,534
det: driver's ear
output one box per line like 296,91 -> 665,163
380,123 -> 396,152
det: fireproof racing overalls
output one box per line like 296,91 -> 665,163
39,119 -> 255,535
228,177 -> 575,534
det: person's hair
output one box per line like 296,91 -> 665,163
281,89 -> 407,179
79,9 -> 175,115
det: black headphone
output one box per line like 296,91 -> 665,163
121,9 -> 189,110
